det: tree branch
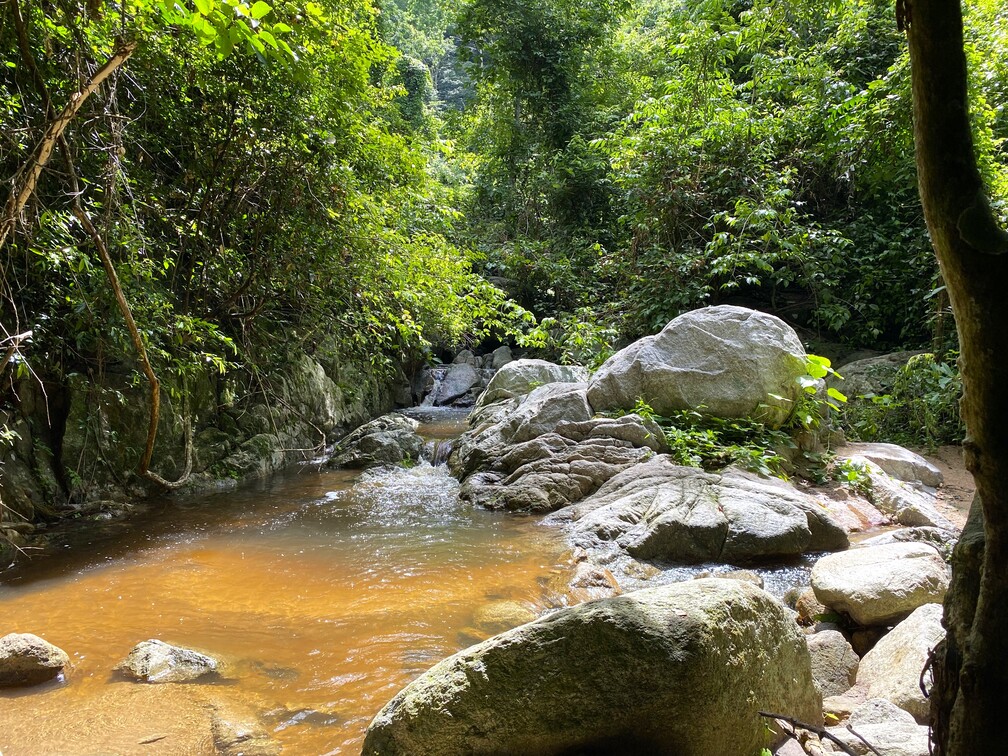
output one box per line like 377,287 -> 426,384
0,38 -> 137,251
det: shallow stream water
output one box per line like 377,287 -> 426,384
0,411 -> 572,754
0,409 -> 820,754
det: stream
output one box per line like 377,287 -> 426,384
0,409 -> 815,754
0,411 -> 574,754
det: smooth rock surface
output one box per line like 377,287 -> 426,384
587,305 -> 807,427
116,639 -> 220,683
329,413 -> 423,469
431,363 -> 481,406
811,543 -> 949,626
363,579 -> 821,756
476,359 -> 589,408
839,443 -> 942,488
807,630 -> 859,698
556,457 -> 847,564
0,633 -> 70,687
856,603 -> 944,722
823,698 -> 929,756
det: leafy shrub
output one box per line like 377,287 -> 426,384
844,353 -> 964,448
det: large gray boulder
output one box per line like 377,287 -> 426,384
856,603 -> 944,722
811,543 -> 950,626
554,457 -> 848,564
0,633 -> 70,687
116,639 -> 220,683
476,359 -> 589,408
587,306 -> 807,427
430,363 -> 481,406
834,351 -> 922,398
363,579 -> 821,756
329,413 -> 423,469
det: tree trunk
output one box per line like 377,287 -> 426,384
908,1 -> 1008,753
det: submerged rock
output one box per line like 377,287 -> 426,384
810,543 -> 949,626
587,305 -> 807,427
212,707 -> 280,756
0,633 -> 70,687
554,457 -> 847,564
362,579 -> 821,756
116,639 -> 220,683
329,413 -> 423,469
470,600 -> 538,636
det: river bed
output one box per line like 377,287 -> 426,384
0,409 -> 834,754
0,412 -> 573,754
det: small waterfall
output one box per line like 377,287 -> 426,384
419,366 -> 449,407
421,438 -> 455,466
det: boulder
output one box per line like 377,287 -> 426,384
810,543 -> 949,626
452,350 -> 478,366
841,456 -> 956,531
839,443 -> 942,488
823,698 -> 929,756
362,579 -> 821,756
587,306 -> 806,427
807,630 -> 859,698
556,457 -> 847,564
833,351 -> 922,398
0,633 -> 70,687
430,363 -> 481,406
116,639 -> 220,683
795,587 -> 830,626
329,413 -> 423,469
858,526 -> 958,562
490,345 -> 514,370
856,603 -> 944,722
476,359 -> 589,408
450,386 -> 662,512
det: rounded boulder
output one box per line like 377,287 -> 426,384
587,305 -> 806,427
363,579 -> 821,756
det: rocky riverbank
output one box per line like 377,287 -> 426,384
0,339 -> 398,565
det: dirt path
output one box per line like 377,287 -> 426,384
919,445 -> 974,531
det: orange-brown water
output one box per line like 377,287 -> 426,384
0,418 -> 571,754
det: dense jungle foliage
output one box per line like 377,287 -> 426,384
2,0 -> 1007,439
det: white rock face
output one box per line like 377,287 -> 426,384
811,543 -> 950,626
857,603 -> 945,722
839,442 -> 943,488
587,305 -> 807,427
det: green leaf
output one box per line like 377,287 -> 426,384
194,0 -> 213,14
250,0 -> 272,20
258,29 -> 278,49
827,386 -> 848,403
